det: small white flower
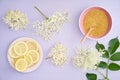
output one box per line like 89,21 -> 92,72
33,10 -> 69,40
72,47 -> 103,70
47,43 -> 68,66
3,10 -> 29,31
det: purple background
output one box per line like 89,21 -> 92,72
0,0 -> 120,80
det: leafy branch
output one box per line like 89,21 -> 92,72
86,37 -> 120,80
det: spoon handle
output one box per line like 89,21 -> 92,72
80,28 -> 93,43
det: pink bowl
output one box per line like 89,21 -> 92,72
79,6 -> 112,40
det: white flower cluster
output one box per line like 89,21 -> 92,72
33,11 -> 69,40
48,43 -> 68,66
3,10 -> 29,31
73,47 -> 103,70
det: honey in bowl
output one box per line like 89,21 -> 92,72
80,7 -> 112,39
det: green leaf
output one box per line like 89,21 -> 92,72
98,61 -> 107,69
102,50 -> 109,58
108,63 -> 120,71
96,42 -> 105,51
86,73 -> 97,80
108,37 -> 120,54
110,52 -> 120,61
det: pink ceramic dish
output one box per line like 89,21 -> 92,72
79,6 -> 112,40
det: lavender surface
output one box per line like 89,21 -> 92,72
0,0 -> 120,80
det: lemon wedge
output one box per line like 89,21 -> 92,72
26,40 -> 38,51
27,50 -> 40,64
8,46 -> 19,58
15,59 -> 27,72
24,54 -> 33,67
14,41 -> 28,56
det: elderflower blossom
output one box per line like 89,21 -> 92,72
72,47 -> 104,70
33,11 -> 69,40
3,10 -> 29,30
47,43 -> 68,66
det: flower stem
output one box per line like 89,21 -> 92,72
45,57 -> 51,60
106,57 -> 110,80
96,70 -> 106,78
34,6 -> 49,19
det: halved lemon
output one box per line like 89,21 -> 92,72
27,50 -> 40,64
15,58 -> 27,72
14,41 -> 28,56
26,40 -> 38,51
8,46 -> 19,58
24,54 -> 33,67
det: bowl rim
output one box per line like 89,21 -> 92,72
79,6 -> 112,40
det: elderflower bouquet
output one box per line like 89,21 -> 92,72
73,37 -> 120,80
3,10 -> 29,31
73,47 -> 103,70
46,43 -> 68,66
33,6 -> 69,40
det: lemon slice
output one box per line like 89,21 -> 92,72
14,41 -> 28,56
15,58 -> 27,72
8,37 -> 43,73
8,46 -> 19,58
24,54 -> 33,67
26,40 -> 38,51
27,50 -> 40,64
